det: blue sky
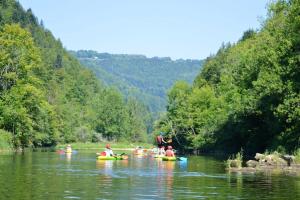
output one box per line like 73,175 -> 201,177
19,0 -> 269,60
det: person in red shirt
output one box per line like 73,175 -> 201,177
165,146 -> 175,157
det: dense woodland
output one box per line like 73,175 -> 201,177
1,0 -> 299,156
71,50 -> 202,114
157,0 -> 300,155
0,0 -> 150,149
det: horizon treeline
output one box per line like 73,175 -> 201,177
157,0 -> 300,155
0,0 -> 150,149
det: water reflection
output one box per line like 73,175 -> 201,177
133,154 -> 146,169
178,158 -> 188,170
163,161 -> 175,200
0,152 -> 300,200
96,160 -> 113,197
119,159 -> 129,168
65,152 -> 72,162
96,160 -> 114,176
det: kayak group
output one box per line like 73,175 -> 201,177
60,132 -> 186,161
95,143 -> 177,161
61,143 -> 181,161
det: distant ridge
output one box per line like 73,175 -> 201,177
70,50 -> 203,113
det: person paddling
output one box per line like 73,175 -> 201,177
65,144 -> 72,153
165,146 -> 175,157
156,132 -> 166,155
101,144 -> 114,157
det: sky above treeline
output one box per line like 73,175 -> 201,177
19,0 -> 269,60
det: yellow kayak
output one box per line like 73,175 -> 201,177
134,153 -> 144,156
97,155 -> 128,160
65,149 -> 72,154
162,156 -> 177,161
97,156 -> 120,160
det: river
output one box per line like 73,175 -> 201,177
0,151 -> 299,199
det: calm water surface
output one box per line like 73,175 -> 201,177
0,151 -> 299,199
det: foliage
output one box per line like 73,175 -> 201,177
294,149 -> 300,164
70,50 -> 203,114
226,150 -> 243,169
0,0 -> 151,149
0,129 -> 12,149
160,0 -> 300,155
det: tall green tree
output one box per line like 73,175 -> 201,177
162,0 -> 300,154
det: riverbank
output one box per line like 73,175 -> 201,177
227,151 -> 300,176
0,148 -> 12,153
55,142 -> 153,150
1,142 -> 153,152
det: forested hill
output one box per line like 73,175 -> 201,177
158,0 -> 300,155
70,50 -> 203,113
0,0 -> 151,149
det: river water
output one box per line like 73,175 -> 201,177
0,151 -> 299,199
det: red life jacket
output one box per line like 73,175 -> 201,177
100,152 -> 106,156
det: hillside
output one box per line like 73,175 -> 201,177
70,50 -> 203,113
0,0 -> 150,149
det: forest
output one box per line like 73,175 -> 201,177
157,0 -> 300,155
70,50 -> 202,114
0,0 -> 150,149
1,0 -> 299,156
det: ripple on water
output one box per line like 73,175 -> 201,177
177,171 -> 227,179
64,196 -> 81,199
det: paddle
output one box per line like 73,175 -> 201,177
113,153 -> 128,160
121,155 -> 129,160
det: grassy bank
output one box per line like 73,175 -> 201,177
56,142 -> 153,150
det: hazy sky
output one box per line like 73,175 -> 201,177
19,0 -> 269,60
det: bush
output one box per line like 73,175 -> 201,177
75,126 -> 92,143
92,132 -> 104,143
0,129 -> 13,149
226,149 -> 243,169
294,149 -> 300,164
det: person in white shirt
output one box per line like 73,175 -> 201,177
104,144 -> 114,156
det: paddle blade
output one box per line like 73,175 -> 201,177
178,157 -> 187,162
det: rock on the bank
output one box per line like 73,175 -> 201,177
228,159 -> 241,168
246,160 -> 258,168
262,155 -> 287,166
255,153 -> 265,161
